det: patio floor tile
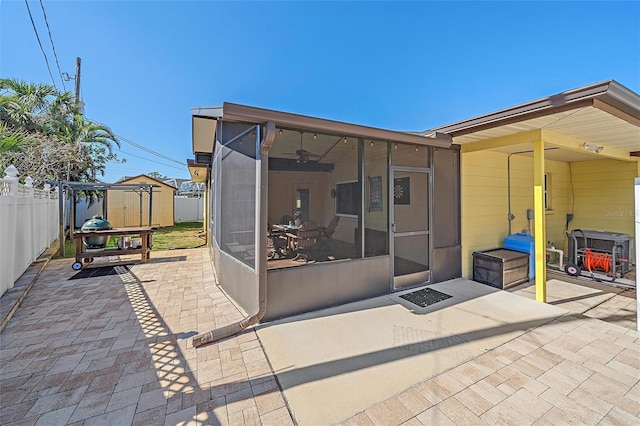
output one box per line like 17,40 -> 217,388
415,406 -> 456,426
437,395 -> 489,425
2,248 -> 638,425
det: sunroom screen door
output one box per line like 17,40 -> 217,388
390,168 -> 431,290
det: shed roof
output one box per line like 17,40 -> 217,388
117,174 -> 178,190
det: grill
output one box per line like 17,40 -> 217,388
81,215 -> 113,249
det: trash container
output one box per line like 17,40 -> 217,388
504,233 -> 535,280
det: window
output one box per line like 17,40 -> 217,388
335,180 -> 361,217
544,173 -> 551,210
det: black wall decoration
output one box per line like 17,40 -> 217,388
393,177 -> 410,205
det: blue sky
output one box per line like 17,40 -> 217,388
2,1 -> 639,183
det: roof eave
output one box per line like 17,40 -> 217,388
190,106 -> 224,119
192,102 -> 452,148
426,80 -> 639,137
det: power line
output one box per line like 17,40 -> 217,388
107,165 -> 188,177
87,117 -> 186,166
104,164 -> 190,181
38,0 -> 66,91
116,148 -> 186,171
86,117 -> 187,167
23,0 -> 57,88
116,133 -> 186,165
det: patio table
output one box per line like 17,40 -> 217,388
272,224 -> 301,251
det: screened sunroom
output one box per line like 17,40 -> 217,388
191,103 -> 461,321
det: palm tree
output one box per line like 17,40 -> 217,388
0,78 -> 59,133
0,77 -> 120,185
0,123 -> 27,154
59,113 -> 119,154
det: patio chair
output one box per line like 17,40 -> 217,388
267,221 -> 288,260
280,214 -> 293,225
318,216 -> 340,250
290,220 -> 320,263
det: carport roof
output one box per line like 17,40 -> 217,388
426,80 -> 640,162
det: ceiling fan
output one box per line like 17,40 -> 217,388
282,132 -> 323,163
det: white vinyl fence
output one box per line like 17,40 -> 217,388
174,196 -> 204,222
66,197 -> 104,228
0,165 -> 59,297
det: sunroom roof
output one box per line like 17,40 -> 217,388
191,102 -> 452,155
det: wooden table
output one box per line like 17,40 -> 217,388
272,224 -> 301,252
72,227 -> 155,270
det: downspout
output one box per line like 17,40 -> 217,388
193,121 -> 276,347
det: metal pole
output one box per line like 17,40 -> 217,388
138,190 -> 143,227
65,58 -> 82,183
69,189 -> 76,246
75,57 -> 81,104
634,178 -> 639,332
58,184 -> 65,258
103,190 -> 108,219
149,187 -> 153,226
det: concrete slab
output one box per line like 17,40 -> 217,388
510,278 -> 621,314
257,278 -> 569,425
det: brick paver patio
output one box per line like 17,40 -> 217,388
338,313 -> 639,425
1,247 -> 638,425
1,249 -> 293,425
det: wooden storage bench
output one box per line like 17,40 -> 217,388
473,248 -> 530,289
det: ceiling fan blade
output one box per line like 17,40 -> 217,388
297,149 -> 323,158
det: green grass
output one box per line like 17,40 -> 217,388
152,222 -> 205,251
64,221 -> 205,258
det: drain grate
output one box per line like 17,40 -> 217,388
69,265 -> 129,280
399,287 -> 452,308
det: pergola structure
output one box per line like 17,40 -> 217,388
47,181 -> 160,258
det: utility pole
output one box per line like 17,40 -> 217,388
63,57 -> 83,250
63,57 -> 83,113
74,57 -> 84,115
65,56 -> 83,181
74,57 -> 81,102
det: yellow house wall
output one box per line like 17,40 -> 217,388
107,177 -> 175,228
461,151 -> 509,278
508,156 -> 573,254
462,151 -> 566,278
569,159 -> 637,237
461,152 -> 637,279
